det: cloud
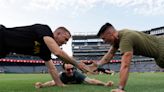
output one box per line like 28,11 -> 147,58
105,0 -> 164,16
0,0 -> 164,16
26,0 -> 101,14
28,0 -> 164,16
27,0 -> 99,9
28,0 -> 59,10
22,0 -> 102,17
132,0 -> 164,15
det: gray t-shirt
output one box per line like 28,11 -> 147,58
60,70 -> 86,84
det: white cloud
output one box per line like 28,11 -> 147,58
0,0 -> 10,8
27,0 -> 100,9
25,0 -> 101,14
0,0 -> 164,16
29,0 -> 164,16
28,0 -> 57,10
133,0 -> 164,15
104,0 -> 164,15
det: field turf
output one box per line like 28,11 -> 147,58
0,72 -> 164,92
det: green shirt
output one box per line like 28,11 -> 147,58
118,29 -> 159,59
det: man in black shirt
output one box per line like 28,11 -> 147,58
35,63 -> 114,88
0,24 -> 91,86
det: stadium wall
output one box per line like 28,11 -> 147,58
101,60 -> 163,72
0,57 -> 64,73
0,65 -> 63,73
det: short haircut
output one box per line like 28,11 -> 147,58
97,23 -> 113,37
57,27 -> 71,36
62,63 -> 75,70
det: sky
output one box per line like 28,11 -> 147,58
0,0 -> 164,56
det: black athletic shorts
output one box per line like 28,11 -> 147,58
0,25 -> 7,58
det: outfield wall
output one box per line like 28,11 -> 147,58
100,61 -> 163,72
0,64 -> 63,73
0,60 -> 163,73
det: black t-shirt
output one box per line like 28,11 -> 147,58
3,24 -> 53,61
60,71 -> 86,84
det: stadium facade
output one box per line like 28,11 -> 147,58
0,54 -> 63,73
72,27 -> 164,72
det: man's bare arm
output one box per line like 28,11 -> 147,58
88,46 -> 118,72
43,36 -> 79,67
119,51 -> 133,90
98,46 -> 118,66
43,36 -> 92,73
44,60 -> 64,86
35,80 -> 56,88
84,77 -> 114,87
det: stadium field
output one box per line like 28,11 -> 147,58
0,72 -> 164,92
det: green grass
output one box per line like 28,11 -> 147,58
0,72 -> 164,92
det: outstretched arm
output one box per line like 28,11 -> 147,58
84,77 -> 114,87
43,36 -> 92,73
35,80 -> 56,88
89,47 -> 118,71
98,46 -> 118,66
44,36 -> 79,67
44,60 -> 64,86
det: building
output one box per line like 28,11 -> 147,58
72,33 -> 112,60
144,26 -> 164,36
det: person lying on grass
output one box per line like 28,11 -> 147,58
35,63 -> 114,88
